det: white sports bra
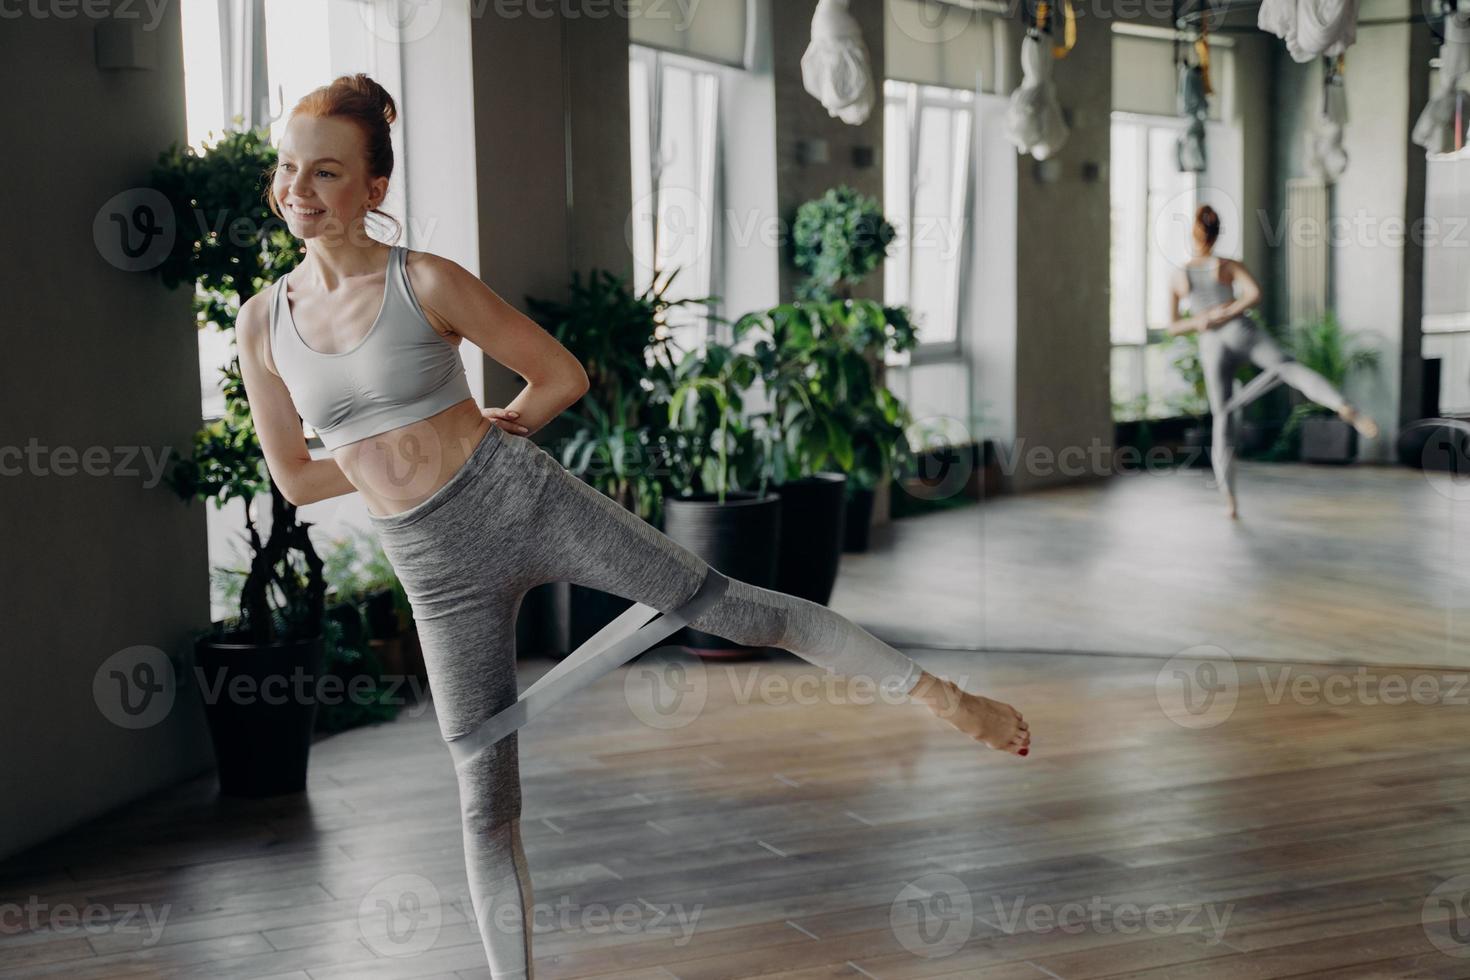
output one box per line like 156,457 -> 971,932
269,245 -> 473,450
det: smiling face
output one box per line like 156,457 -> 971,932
272,114 -> 389,245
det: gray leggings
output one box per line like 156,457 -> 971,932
367,424 -> 922,977
1201,318 -> 1347,498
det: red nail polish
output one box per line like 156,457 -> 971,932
1019,748 -> 1029,756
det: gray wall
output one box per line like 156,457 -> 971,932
469,6 -> 632,414
468,4 -> 634,651
0,6 -> 215,860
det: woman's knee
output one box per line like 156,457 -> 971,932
689,575 -> 805,649
454,739 -> 524,829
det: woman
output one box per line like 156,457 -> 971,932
1168,204 -> 1378,518
235,74 -> 1029,977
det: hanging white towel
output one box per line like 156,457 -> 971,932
800,0 -> 876,126
1258,0 -> 1360,63
1006,32 -> 1069,160
1412,11 -> 1470,154
1177,63 -> 1209,173
1307,72 -> 1349,182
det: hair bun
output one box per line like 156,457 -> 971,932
346,72 -> 396,125
1194,204 -> 1221,244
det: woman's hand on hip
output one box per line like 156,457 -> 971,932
482,407 -> 530,435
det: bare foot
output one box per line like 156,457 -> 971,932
909,675 -> 1030,756
1339,405 -> 1379,440
1225,492 -> 1238,519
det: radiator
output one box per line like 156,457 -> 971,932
1285,178 -> 1329,326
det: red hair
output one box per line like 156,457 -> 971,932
265,73 -> 402,242
1194,204 -> 1220,247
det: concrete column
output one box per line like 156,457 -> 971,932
985,14 -> 1115,493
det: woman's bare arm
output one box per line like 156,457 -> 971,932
404,250 -> 589,435
235,293 -> 358,507
1167,268 -> 1205,336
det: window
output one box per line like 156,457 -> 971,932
1422,151 -> 1470,413
630,44 -> 720,355
884,79 -> 973,355
180,0 -> 241,423
1111,114 -> 1200,420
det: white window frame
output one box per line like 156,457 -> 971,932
1111,110 -> 1198,420
1422,148 -> 1470,413
883,78 -> 974,364
629,43 -> 723,355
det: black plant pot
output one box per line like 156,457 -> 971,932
774,473 -> 847,605
1238,420 -> 1281,456
842,487 -> 875,553
194,632 -> 324,797
1300,417 -> 1358,463
663,490 -> 782,656
1183,423 -> 1212,468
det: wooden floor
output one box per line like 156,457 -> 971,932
3,645 -> 1470,978
842,461 -> 1470,669
4,461 -> 1470,978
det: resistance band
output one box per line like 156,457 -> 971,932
443,568 -> 731,770
1222,363 -> 1288,415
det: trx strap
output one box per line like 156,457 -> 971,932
443,568 -> 731,769
1034,0 -> 1077,59
1195,26 -> 1214,96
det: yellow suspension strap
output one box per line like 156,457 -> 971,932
1195,20 -> 1214,95
1035,0 -> 1077,59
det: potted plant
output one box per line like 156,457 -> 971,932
1166,331 -> 1213,466
319,528 -> 424,724
892,415 -> 989,517
149,127 -> 324,797
738,303 -> 851,604
791,185 -> 896,304
525,266 -> 715,647
316,598 -> 402,735
661,333 -> 780,657
789,186 -> 919,548
813,298 -> 918,551
1274,310 -> 1380,463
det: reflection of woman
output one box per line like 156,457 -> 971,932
1168,205 -> 1378,518
235,75 -> 1030,977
